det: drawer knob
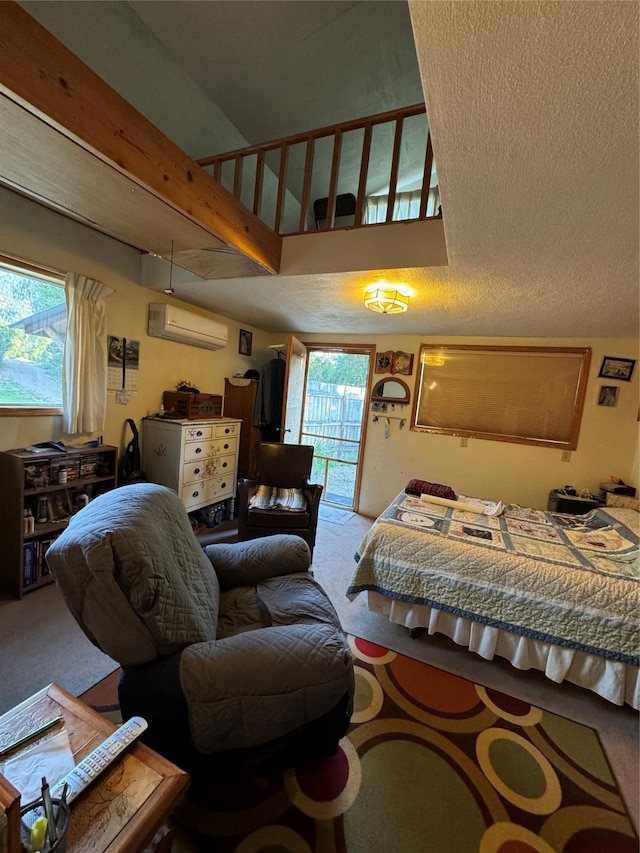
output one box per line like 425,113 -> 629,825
196,430 -> 203,437
194,468 -> 200,475
195,447 -> 202,454
222,462 -> 228,468
224,428 -> 230,434
221,482 -> 227,489
192,490 -> 199,498
224,443 -> 229,450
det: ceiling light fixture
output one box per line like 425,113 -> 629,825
164,240 -> 175,295
364,285 -> 409,314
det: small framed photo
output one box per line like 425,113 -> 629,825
598,385 -> 618,407
393,351 -> 414,376
47,490 -> 72,522
598,356 -> 636,382
375,351 -> 394,374
239,329 -> 253,356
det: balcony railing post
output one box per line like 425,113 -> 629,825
253,149 -> 265,218
354,123 -> 372,227
386,117 -> 404,223
233,155 -> 243,200
198,103 -> 436,237
299,137 -> 315,232
274,144 -> 289,235
323,129 -> 343,230
420,134 -> 434,218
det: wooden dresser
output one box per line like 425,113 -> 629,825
141,417 -> 240,513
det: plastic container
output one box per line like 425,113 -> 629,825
20,797 -> 70,853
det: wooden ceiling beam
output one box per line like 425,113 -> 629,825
0,2 -> 281,274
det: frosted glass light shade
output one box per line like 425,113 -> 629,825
364,286 -> 409,314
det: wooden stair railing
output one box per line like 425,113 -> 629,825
197,104 -> 439,237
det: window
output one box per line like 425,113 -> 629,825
412,344 -> 591,449
0,257 -> 66,414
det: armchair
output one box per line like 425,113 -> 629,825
237,442 -> 323,555
46,483 -> 353,776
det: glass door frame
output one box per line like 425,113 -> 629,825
299,343 -> 375,513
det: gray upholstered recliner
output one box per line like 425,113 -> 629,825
46,483 -> 354,775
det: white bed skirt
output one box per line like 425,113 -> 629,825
366,591 -> 640,710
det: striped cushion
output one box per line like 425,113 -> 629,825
275,488 -> 307,512
249,486 -> 307,512
249,485 -> 277,509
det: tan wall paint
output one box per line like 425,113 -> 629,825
301,333 -> 640,516
0,189 -> 277,455
2,189 -> 638,515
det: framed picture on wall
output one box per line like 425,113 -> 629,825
598,356 -> 635,382
598,385 -> 618,407
375,350 -> 394,374
239,329 -> 253,356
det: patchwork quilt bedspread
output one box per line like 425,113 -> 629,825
348,492 -> 640,664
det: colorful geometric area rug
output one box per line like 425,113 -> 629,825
80,637 -> 638,853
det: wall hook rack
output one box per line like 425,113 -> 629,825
372,415 -> 406,424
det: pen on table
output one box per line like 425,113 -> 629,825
0,716 -> 63,756
41,776 -> 58,846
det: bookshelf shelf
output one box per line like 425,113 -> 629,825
0,444 -> 118,598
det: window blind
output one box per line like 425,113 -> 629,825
412,346 -> 591,449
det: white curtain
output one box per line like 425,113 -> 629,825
62,273 -> 114,435
363,186 -> 440,224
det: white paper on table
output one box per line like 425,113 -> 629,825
3,730 -> 74,802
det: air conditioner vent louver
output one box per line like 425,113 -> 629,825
147,303 -> 228,351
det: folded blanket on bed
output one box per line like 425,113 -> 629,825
405,479 -> 456,500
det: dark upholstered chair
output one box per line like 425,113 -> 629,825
237,442 -> 323,556
46,483 -> 353,778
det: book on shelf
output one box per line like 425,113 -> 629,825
22,541 -> 37,588
23,538 -> 57,587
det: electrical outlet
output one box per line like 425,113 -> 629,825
460,437 -> 468,447
561,450 -> 571,462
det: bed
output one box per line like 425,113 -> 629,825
347,489 -> 639,709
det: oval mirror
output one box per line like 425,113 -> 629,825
371,377 -> 410,403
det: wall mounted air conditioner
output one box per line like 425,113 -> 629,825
147,303 -> 228,351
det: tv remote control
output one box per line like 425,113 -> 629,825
51,716 -> 148,804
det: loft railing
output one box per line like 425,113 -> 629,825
196,103 -> 440,238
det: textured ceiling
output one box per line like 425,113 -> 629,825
139,0 -> 639,338
12,1 -> 640,338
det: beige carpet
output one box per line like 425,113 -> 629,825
1,511 -> 637,835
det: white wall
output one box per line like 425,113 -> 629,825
301,333 -> 640,516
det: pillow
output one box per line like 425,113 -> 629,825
249,485 -> 277,510
274,488 -> 307,512
606,492 -> 639,511
405,479 -> 457,501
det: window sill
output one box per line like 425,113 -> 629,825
0,407 -> 63,417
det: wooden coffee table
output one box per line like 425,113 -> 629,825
0,683 -> 190,853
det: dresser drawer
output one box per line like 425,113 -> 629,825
183,436 -> 238,464
181,472 -> 235,509
214,422 -> 239,439
182,453 -> 236,485
184,424 -> 213,442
